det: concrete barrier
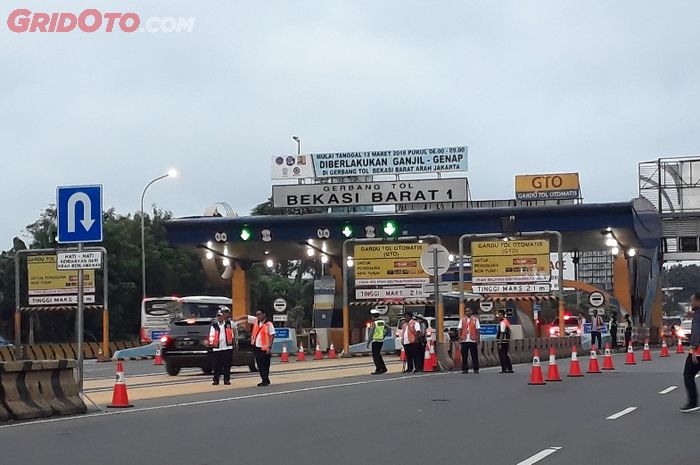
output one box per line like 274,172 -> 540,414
113,342 -> 157,360
0,359 -> 86,422
0,347 -> 15,362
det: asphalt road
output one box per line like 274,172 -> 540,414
2,352 -> 698,465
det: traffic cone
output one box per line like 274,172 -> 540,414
297,343 -> 306,362
423,345 -> 434,372
314,344 -> 323,360
642,339 -> 652,361
108,362 -> 133,408
280,344 -> 290,363
660,340 -> 670,358
587,345 -> 601,373
328,343 -> 337,359
96,347 -> 109,363
676,337 -> 685,354
529,349 -> 545,385
625,343 -> 637,365
153,344 -> 163,366
602,343 -> 614,370
452,343 -> 462,372
567,346 -> 583,377
545,346 -> 562,382
430,341 -> 438,368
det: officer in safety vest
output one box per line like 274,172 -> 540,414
458,307 -> 481,374
236,310 -> 275,387
209,309 -> 235,385
367,309 -> 388,374
496,310 -> 514,373
400,312 -> 424,373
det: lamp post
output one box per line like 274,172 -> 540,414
292,136 -> 300,155
141,169 -> 177,300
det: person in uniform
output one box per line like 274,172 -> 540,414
209,310 -> 234,385
681,294 -> 700,413
623,313 -> 633,348
235,310 -> 275,386
497,310 -> 513,373
367,309 -> 388,374
458,308 -> 481,374
399,312 -> 423,373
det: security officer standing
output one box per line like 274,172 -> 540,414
236,310 -> 276,386
400,312 -> 423,373
591,309 -> 604,349
209,309 -> 234,385
458,307 -> 481,374
367,309 -> 388,374
496,310 -> 513,373
680,293 -> 700,413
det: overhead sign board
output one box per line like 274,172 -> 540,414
271,146 -> 468,180
471,240 -> 550,284
355,287 -> 425,300
472,284 -> 552,294
56,185 -> 103,244
354,243 -> 428,286
57,251 -> 103,270
272,179 -> 468,208
515,173 -> 580,201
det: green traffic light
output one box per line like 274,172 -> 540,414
342,225 -> 353,238
240,227 -> 251,241
383,221 -> 397,236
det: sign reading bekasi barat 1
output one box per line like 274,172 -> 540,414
515,173 -> 580,200
272,179 -> 468,208
271,146 -> 467,180
354,243 -> 428,286
471,240 -> 550,285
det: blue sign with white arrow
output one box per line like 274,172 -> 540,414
56,185 -> 103,244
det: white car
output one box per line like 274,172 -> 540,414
677,319 -> 693,344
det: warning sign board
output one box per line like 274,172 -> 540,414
471,240 -> 550,285
27,255 -> 95,305
354,243 -> 428,286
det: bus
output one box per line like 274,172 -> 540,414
140,296 -> 232,344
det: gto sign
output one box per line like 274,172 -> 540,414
515,173 -> 580,201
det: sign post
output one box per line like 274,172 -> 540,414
420,244 -> 450,343
57,185 -> 104,393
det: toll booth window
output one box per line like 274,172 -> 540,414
679,237 -> 699,252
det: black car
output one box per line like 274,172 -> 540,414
161,304 -> 256,376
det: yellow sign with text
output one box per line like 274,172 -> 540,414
515,173 -> 580,200
354,243 -> 426,260
471,240 -> 551,284
28,255 -> 95,296
354,243 -> 428,285
472,239 -> 549,257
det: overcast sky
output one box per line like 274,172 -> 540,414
2,0 -> 699,249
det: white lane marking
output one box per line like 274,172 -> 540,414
0,371 -> 451,430
606,407 -> 638,420
659,386 -> 677,395
516,447 -> 562,465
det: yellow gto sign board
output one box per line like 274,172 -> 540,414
354,243 -> 428,286
471,240 -> 550,284
28,255 -> 95,305
515,173 -> 580,200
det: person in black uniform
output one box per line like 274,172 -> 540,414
497,310 -> 514,374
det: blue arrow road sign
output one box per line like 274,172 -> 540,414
56,185 -> 103,244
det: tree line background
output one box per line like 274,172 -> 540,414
0,199 -> 318,343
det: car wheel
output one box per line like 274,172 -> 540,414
165,362 -> 181,376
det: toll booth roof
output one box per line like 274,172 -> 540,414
164,198 -> 660,262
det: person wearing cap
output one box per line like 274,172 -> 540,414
209,309 -> 235,385
399,312 -> 423,373
235,310 -> 276,387
367,309 -> 388,374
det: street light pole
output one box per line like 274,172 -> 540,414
141,169 -> 177,301
292,136 -> 301,155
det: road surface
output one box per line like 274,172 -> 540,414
2,352 -> 697,465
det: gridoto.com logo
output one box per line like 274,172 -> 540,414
7,9 -> 195,33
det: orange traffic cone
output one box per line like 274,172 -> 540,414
660,339 -> 670,358
297,343 -> 306,362
280,344 -> 290,363
545,346 -> 562,382
602,343 -> 614,370
587,345 -> 601,373
529,349 -> 545,385
423,345 -> 434,372
642,339 -> 652,361
430,341 -> 438,368
400,347 -> 406,362
452,343 -> 462,372
154,344 -> 163,366
328,343 -> 337,359
314,344 -> 323,360
676,337 -> 685,354
625,343 -> 637,365
567,346 -> 583,377
108,362 -> 133,408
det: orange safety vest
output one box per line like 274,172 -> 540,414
251,320 -> 273,350
210,322 -> 234,348
460,317 -> 480,343
402,320 -> 418,344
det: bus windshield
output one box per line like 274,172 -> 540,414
180,302 -> 230,319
